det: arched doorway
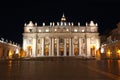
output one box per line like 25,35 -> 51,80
27,46 -> 32,57
74,47 -> 79,56
74,44 -> 79,56
45,45 -> 49,56
60,47 -> 64,56
8,49 -> 13,59
91,45 -> 96,57
54,44 -> 57,56
66,44 -> 69,56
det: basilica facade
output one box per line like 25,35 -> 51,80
23,14 -> 100,58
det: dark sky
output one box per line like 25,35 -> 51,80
0,0 -> 120,46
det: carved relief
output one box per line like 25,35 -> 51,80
45,37 -> 50,44
73,38 -> 78,44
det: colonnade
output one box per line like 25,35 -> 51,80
39,37 -> 86,56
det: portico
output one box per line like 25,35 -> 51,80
23,14 -> 100,58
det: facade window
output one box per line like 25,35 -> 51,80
29,29 -> 32,32
60,38 -> 64,43
91,28 -> 96,32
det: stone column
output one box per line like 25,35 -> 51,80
23,37 -> 27,51
79,38 -> 81,56
41,37 -> 44,56
32,37 -> 36,57
64,38 -> 66,56
87,37 -> 91,58
52,37 -> 54,56
69,38 -> 72,56
49,38 -> 52,56
57,38 -> 59,56
72,38 -> 75,56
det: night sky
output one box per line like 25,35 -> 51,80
0,0 -> 120,46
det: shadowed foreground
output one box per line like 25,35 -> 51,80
0,57 -> 120,80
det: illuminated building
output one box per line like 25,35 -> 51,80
0,38 -> 20,59
100,22 -> 120,59
23,14 -> 100,58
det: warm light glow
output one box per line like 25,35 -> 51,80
82,29 -> 84,32
9,50 -> 13,59
91,45 -> 95,48
46,29 -> 49,32
74,48 -> 79,55
107,50 -> 111,58
19,49 -> 26,57
118,60 -> 120,72
101,47 -> 104,53
91,45 -> 96,57
96,49 -> 101,60
107,50 -> 111,55
45,45 -> 49,56
16,49 -> 19,54
39,29 -> 41,32
117,49 -> 120,58
55,29 -> 57,31
66,29 -> 69,31
74,29 -> 77,32
117,50 -> 120,54
61,18 -> 66,21
27,46 -> 32,57
61,14 -> 66,21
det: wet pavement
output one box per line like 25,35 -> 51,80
0,57 -> 120,80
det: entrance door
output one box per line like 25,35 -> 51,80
27,46 -> 32,57
60,48 -> 64,56
45,45 -> 49,56
74,48 -> 79,56
91,46 -> 95,57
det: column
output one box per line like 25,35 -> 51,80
49,38 -> 52,56
23,37 -> 27,51
71,38 -> 74,56
64,38 -> 66,56
79,38 -> 81,56
86,37 -> 91,58
73,44 -> 74,56
72,38 -> 75,56
32,37 -> 36,57
57,38 -> 59,56
52,37 -> 54,56
41,37 -> 44,56
69,38 -> 72,56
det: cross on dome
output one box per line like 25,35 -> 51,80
61,13 -> 66,22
